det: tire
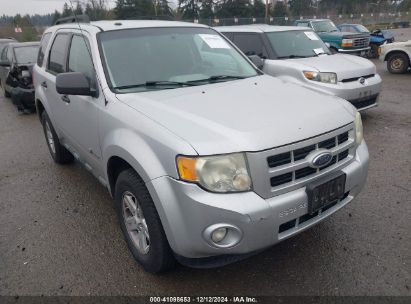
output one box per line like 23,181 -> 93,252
115,168 -> 175,273
330,47 -> 338,54
41,111 -> 74,164
387,53 -> 409,74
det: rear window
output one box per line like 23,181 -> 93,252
14,46 -> 39,64
48,34 -> 70,74
37,33 -> 52,66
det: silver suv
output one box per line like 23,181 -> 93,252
34,19 -> 369,273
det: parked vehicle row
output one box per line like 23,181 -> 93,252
217,25 -> 382,111
32,19 -> 369,273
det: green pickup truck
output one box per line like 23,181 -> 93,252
295,19 -> 370,56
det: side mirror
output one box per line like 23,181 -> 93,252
325,42 -> 331,48
0,60 -> 10,67
248,55 -> 264,69
56,72 -> 96,97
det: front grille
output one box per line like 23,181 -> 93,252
353,37 -> 369,48
246,124 -> 356,199
341,74 -> 375,83
350,94 -> 379,110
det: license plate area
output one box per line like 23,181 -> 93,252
306,172 -> 346,214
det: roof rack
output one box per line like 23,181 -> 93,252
55,14 -> 90,25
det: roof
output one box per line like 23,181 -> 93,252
296,19 -> 330,22
215,24 -> 312,33
8,42 -> 40,48
47,20 -> 209,33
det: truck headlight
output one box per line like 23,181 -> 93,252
342,39 -> 353,47
355,112 -> 363,145
303,71 -> 337,84
177,153 -> 252,193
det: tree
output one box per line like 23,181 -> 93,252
115,0 -> 155,19
272,1 -> 288,17
74,1 -> 84,15
179,0 -> 200,19
200,0 -> 214,19
216,0 -> 253,18
156,0 -> 173,16
289,0 -> 313,16
62,3 -> 72,17
52,10 -> 62,24
251,0 -> 265,18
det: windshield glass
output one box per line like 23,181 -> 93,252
312,20 -> 338,32
355,25 -> 370,33
14,46 -> 39,64
267,30 -> 331,58
99,27 -> 258,92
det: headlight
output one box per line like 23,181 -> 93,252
177,153 -> 252,193
303,71 -> 337,84
342,38 -> 353,47
354,112 -> 363,145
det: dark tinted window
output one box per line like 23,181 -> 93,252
233,33 -> 268,58
296,22 -> 310,28
0,46 -> 8,61
37,32 -> 52,66
68,35 -> 95,85
48,34 -> 69,74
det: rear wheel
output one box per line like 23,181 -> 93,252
115,168 -> 175,273
41,111 -> 74,164
387,53 -> 409,74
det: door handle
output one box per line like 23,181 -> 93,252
41,81 -> 47,88
61,95 -> 70,103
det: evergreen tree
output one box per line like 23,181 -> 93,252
272,1 -> 288,17
179,0 -> 200,19
115,0 -> 155,19
62,3 -> 72,17
216,0 -> 253,18
74,1 -> 84,15
157,0 -> 173,16
289,0 -> 313,16
200,0 -> 214,19
251,0 -> 265,18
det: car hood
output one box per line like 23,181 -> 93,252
289,54 -> 376,81
382,40 -> 411,49
116,75 -> 355,155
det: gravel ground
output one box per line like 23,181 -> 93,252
0,36 -> 410,296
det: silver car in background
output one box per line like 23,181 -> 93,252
217,25 -> 382,111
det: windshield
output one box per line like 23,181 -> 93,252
99,27 -> 258,93
267,30 -> 331,58
14,46 -> 39,64
312,21 -> 338,32
354,25 -> 370,33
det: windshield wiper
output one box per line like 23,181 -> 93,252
186,75 -> 247,84
277,55 -> 309,59
113,80 -> 198,91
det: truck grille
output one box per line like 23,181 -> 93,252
353,37 -> 369,48
246,124 -> 356,199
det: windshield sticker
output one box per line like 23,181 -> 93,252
313,48 -> 325,55
199,34 -> 231,49
304,31 -> 319,40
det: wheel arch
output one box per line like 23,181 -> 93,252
384,50 -> 410,63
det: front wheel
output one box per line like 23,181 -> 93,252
115,169 -> 175,273
387,53 -> 409,74
41,111 -> 74,164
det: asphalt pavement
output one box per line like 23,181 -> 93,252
0,55 -> 410,296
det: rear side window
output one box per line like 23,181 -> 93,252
297,22 -> 310,28
233,33 -> 268,58
37,32 -> 52,66
48,33 -> 70,74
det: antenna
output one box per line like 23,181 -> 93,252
67,0 -> 107,104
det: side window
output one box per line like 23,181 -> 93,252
7,47 -> 13,62
233,33 -> 268,58
37,32 -> 52,67
297,22 -> 310,28
67,35 -> 95,86
0,46 -> 8,61
48,33 -> 70,75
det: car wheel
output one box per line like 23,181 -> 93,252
41,111 -> 74,164
387,53 -> 409,74
1,81 -> 11,98
115,168 -> 175,273
330,47 -> 338,54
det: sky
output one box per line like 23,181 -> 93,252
0,0 -> 117,16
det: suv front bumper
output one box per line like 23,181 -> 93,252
147,140 -> 369,260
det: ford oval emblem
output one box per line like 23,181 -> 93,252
311,151 -> 333,168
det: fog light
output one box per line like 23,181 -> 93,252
211,227 -> 227,243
